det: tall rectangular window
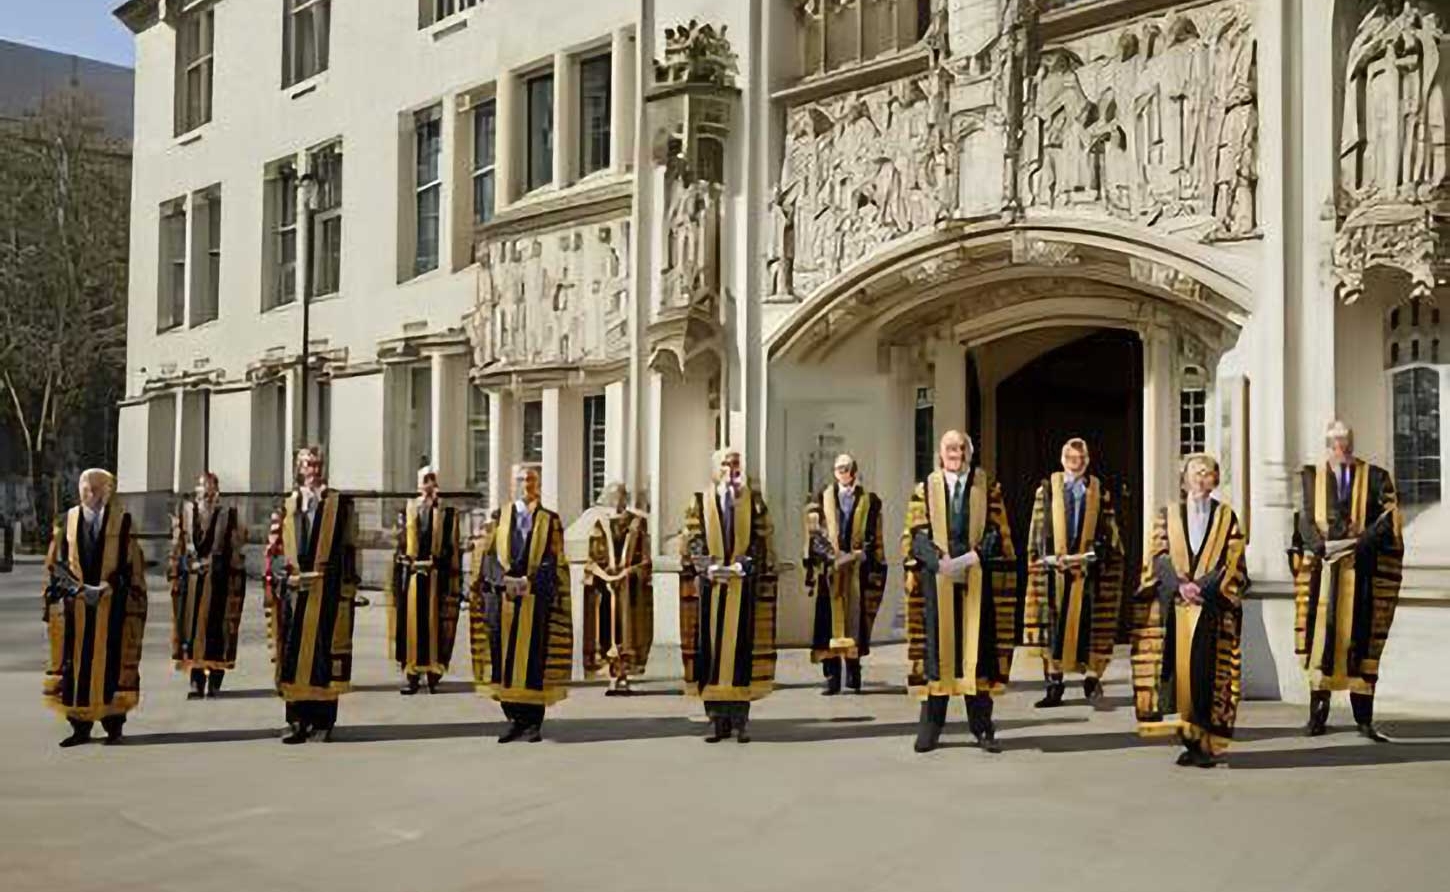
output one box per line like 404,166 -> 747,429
158,198 -> 187,331
418,0 -> 478,28
283,0 -> 330,87
189,187 -> 221,326
175,5 -> 214,134
913,386 -> 935,482
583,394 -> 607,506
414,105 -> 443,275
1394,367 -> 1442,506
472,99 -> 497,224
578,54 -> 611,176
468,387 -> 491,495
310,141 -> 343,296
263,160 -> 298,311
1179,388 -> 1207,455
526,73 -> 554,192
521,399 -> 544,464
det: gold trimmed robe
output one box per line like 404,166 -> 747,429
168,500 -> 247,672
901,470 -> 1018,699
1292,460 -> 1402,694
803,485 -> 887,662
269,488 -> 358,702
1023,473 -> 1124,678
468,503 -> 572,706
387,500 -> 463,677
43,502 -> 148,722
678,485 -> 777,702
1131,499 -> 1247,756
584,510 -> 653,678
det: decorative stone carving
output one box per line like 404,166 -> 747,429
1333,1 -> 1450,303
1129,257 -> 1205,304
766,179 -> 799,299
1010,232 -> 1080,267
779,73 -> 959,297
466,219 -> 631,376
654,20 -> 739,87
662,175 -> 721,311
1018,1 -> 1260,243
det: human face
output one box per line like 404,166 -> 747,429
1183,460 -> 1218,499
939,435 -> 967,474
1329,435 -> 1353,466
299,454 -> 322,487
833,461 -> 856,488
79,478 -> 109,512
1061,445 -> 1087,476
514,468 -> 540,503
195,474 -> 218,504
420,474 -> 438,500
719,453 -> 742,489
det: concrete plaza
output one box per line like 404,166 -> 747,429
1,560 -> 1447,892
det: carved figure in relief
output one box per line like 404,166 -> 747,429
1025,50 -> 1094,207
1211,16 -> 1258,236
664,178 -> 715,308
767,179 -> 798,297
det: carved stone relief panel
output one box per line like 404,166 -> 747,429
466,217 -> 631,374
1019,1 -> 1259,243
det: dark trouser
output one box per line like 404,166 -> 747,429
501,702 -> 545,728
822,658 -> 862,681
286,700 -> 338,730
190,668 -> 225,692
704,701 -> 750,728
69,716 -> 125,738
1350,691 -> 1375,725
920,694 -> 994,733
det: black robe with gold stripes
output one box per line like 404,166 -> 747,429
269,488 -> 358,703
901,470 -> 1018,699
469,503 -> 572,706
169,501 -> 246,672
1023,473 -> 1124,679
43,502 -> 148,722
803,485 -> 886,662
678,485 -> 777,702
584,510 -> 653,679
387,500 -> 462,677
1292,460 -> 1402,694
1131,498 -> 1247,756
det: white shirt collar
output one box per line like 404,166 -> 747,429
838,482 -> 855,497
81,504 -> 102,527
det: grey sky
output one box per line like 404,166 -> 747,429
0,0 -> 134,68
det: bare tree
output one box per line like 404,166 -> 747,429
0,89 -> 130,537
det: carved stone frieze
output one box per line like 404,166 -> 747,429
1019,1 -> 1259,243
1010,231 -> 1079,266
465,218 -> 631,377
654,20 -> 739,88
1333,202 -> 1441,303
1129,257 -> 1205,304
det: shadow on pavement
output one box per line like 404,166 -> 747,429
123,727 -> 282,745
1229,740 -> 1450,770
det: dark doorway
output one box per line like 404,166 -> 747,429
994,329 -> 1144,640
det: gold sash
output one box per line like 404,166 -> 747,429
1048,473 -> 1101,673
496,501 -> 552,694
926,471 -> 986,695
822,485 -> 871,649
702,485 -> 753,696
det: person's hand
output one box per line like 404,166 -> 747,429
959,551 -> 981,570
1177,580 -> 1202,605
833,551 -> 858,570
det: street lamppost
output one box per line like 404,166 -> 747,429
297,170 -> 319,451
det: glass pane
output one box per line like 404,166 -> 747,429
314,216 -> 341,295
474,170 -> 495,224
579,55 -> 611,175
415,109 -> 441,185
522,400 -> 544,463
474,100 -> 496,169
415,185 -> 440,274
527,74 -> 554,191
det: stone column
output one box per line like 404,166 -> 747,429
552,51 -> 576,190
495,69 -> 518,207
541,386 -> 584,517
487,388 -> 515,509
610,28 -> 634,173
604,379 -> 627,485
932,339 -> 967,447
171,389 -> 186,493
1141,320 -> 1177,546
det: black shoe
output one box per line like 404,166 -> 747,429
845,661 -> 862,693
426,674 -> 441,694
102,731 -> 124,746
186,690 -> 205,701
282,725 -> 310,745
524,725 -> 543,743
1084,677 -> 1107,708
498,722 -> 527,743
310,727 -> 333,743
206,675 -> 224,697
604,687 -> 622,697
1306,692 -> 1331,737
976,728 -> 1002,754
400,676 -> 421,696
705,717 -> 729,743
822,674 -> 842,696
58,730 -> 91,749
1193,750 -> 1220,768
913,703 -> 942,753
1034,683 -> 1065,709
735,722 -> 751,744
1176,748 -> 1199,766
1357,723 -> 1389,743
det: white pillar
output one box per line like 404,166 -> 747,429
495,69 -> 518,207
610,28 -> 635,173
283,369 -> 298,474
172,389 -> 186,493
932,339 -> 967,446
1141,321 -> 1177,548
541,387 -> 562,510
429,352 -> 445,479
605,379 -> 627,486
487,388 -> 514,509
552,51 -> 576,190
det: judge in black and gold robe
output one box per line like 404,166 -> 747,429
44,469 -> 148,747
469,464 -> 571,743
584,482 -> 652,695
1023,438 -> 1125,708
802,453 -> 886,695
678,447 -> 777,743
168,471 -> 247,699
1291,421 -> 1402,741
902,431 -> 1018,754
1131,453 -> 1248,768
388,466 -> 462,695
267,446 -> 358,744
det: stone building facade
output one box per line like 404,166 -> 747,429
115,0 -> 1450,706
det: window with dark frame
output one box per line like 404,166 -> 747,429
190,187 -> 221,326
263,160 -> 298,311
418,0 -> 478,28
1393,366 -> 1441,506
468,387 -> 491,496
526,72 -> 554,192
414,106 -> 443,275
579,54 -> 611,176
158,199 -> 188,331
913,386 -> 934,482
283,0 -> 331,87
472,99 -> 497,223
583,394 -> 607,505
310,142 -> 343,296
176,5 -> 214,134
1179,388 -> 1207,455
522,399 -> 544,464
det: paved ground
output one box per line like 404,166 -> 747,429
1,561 -> 1447,892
